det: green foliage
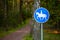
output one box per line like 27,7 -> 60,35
41,0 -> 60,29
23,34 -> 33,40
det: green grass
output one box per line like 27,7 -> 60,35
0,18 -> 31,38
23,34 -> 33,40
44,32 -> 60,40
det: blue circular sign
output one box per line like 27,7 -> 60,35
34,7 -> 50,23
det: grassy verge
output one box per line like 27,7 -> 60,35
44,30 -> 60,40
0,18 -> 31,38
23,30 -> 60,40
23,34 -> 33,40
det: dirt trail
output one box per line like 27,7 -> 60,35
0,23 -> 31,40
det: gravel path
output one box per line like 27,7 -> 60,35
0,23 -> 31,40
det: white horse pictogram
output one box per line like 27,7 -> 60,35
36,10 -> 47,20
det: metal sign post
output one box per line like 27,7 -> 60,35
41,23 -> 43,40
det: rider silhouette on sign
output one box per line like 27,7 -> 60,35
36,10 -> 47,20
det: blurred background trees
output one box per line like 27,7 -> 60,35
40,0 -> 60,31
0,0 -> 33,31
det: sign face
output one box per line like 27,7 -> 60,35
34,7 -> 50,23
